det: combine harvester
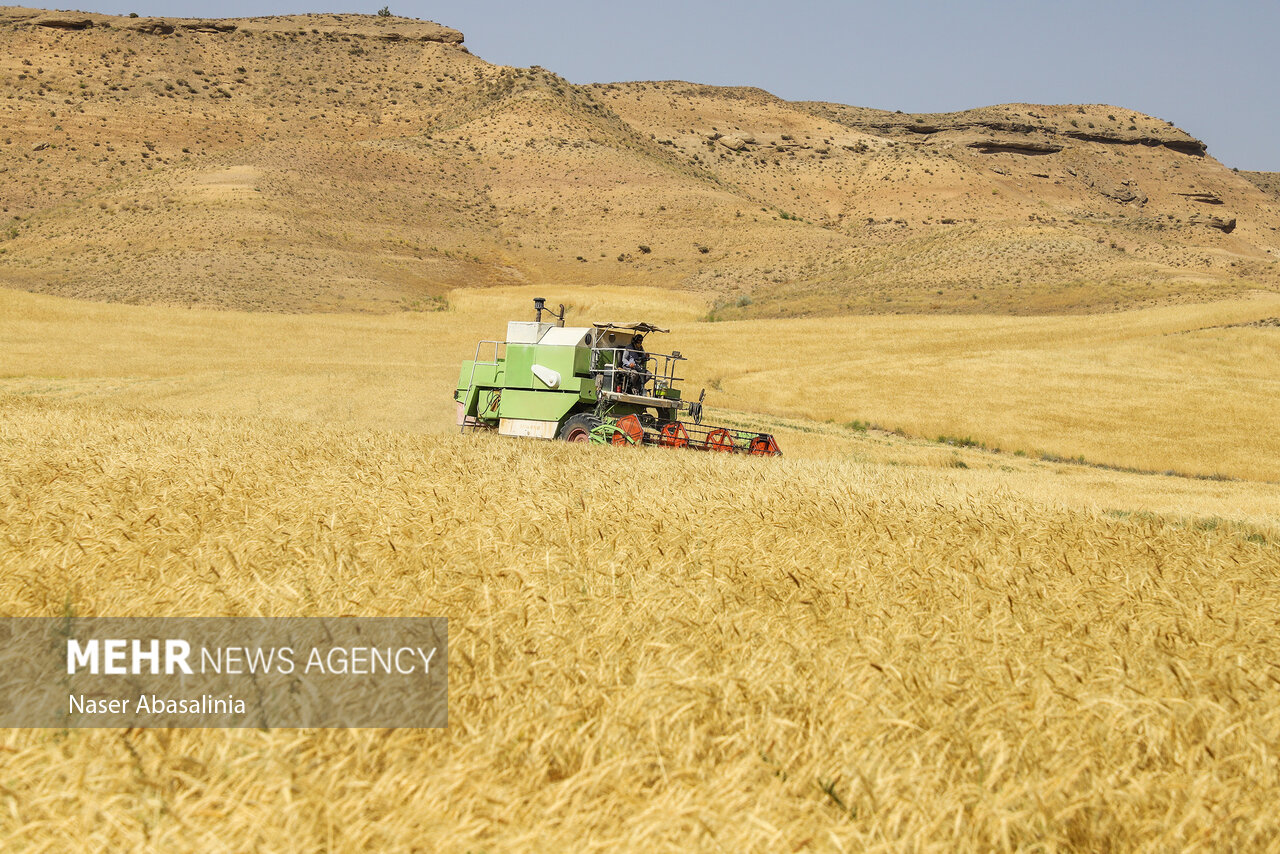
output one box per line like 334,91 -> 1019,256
454,298 -> 781,455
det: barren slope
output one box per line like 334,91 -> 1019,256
1,7 -> 1278,314
1241,170 -> 1280,201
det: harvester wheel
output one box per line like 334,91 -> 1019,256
611,414 -> 644,446
705,428 -> 736,453
558,413 -> 600,443
659,421 -> 690,448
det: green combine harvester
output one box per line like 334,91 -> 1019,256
454,298 -> 782,455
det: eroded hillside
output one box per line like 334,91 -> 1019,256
1,7 -> 1278,314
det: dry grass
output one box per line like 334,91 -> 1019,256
2,397 -> 1278,851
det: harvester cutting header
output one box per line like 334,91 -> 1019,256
454,298 -> 781,455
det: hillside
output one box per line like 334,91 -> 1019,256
1,7 -> 1278,315
1242,170 -> 1280,201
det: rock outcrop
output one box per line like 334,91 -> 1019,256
1062,130 -> 1206,156
1175,192 -> 1224,205
31,13 -> 95,29
967,138 -> 1063,155
717,134 -> 755,151
0,7 -> 464,45
797,102 -> 1208,157
1190,215 -> 1237,233
127,19 -> 175,35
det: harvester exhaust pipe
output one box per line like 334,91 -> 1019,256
532,297 -> 566,326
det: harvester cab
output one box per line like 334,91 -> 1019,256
454,298 -> 781,455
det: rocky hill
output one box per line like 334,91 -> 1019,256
1,7 -> 1277,315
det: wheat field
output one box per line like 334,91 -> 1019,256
1,398 -> 1278,851
4,9 -> 1278,849
3,284 -> 1280,851
4,284 -> 1280,479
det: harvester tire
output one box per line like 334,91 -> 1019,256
559,413 -> 600,443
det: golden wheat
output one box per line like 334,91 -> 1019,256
5,285 -> 1280,480
2,397 -> 1278,851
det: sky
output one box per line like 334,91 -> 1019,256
73,0 -> 1280,171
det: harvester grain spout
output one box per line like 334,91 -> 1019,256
453,299 -> 781,455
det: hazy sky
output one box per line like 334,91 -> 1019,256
73,0 -> 1279,170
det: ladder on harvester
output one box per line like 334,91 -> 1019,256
457,339 -> 503,433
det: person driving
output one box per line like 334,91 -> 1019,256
621,333 -> 648,394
